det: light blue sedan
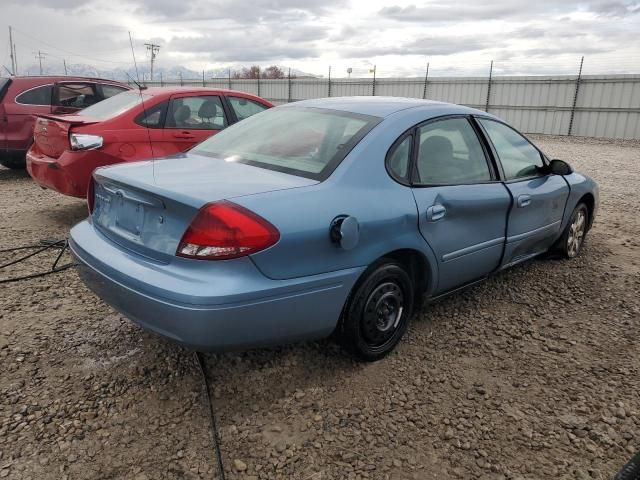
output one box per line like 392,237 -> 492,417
70,97 -> 598,361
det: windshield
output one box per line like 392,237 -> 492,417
191,107 -> 380,180
79,91 -> 149,120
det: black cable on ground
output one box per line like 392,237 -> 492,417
0,239 -> 76,284
195,351 -> 227,480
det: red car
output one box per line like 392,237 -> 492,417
0,76 -> 130,169
26,87 -> 273,198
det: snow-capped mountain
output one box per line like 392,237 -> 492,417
12,63 -> 316,81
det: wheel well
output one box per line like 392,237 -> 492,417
382,249 -> 431,296
578,193 -> 595,229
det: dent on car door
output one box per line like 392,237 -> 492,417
477,118 -> 570,267
163,95 -> 228,151
407,117 -> 511,294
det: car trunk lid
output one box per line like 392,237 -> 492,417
33,114 -> 99,158
91,153 -> 317,261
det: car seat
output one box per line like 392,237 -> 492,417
173,105 -> 192,128
418,135 -> 456,184
198,99 -> 220,127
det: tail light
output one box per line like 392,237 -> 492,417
87,176 -> 95,215
70,133 -> 103,151
177,201 -> 280,260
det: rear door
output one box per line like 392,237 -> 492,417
410,116 -> 511,294
477,118 -> 570,267
162,93 -> 229,153
52,82 -> 100,114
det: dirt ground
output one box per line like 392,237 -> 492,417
1,135 -> 639,480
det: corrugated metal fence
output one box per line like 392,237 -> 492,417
144,74 -> 640,140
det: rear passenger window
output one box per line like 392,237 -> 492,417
101,84 -> 128,99
56,83 -> 99,108
135,101 -> 168,128
386,135 -> 412,183
16,85 -> 52,105
166,96 -> 227,130
228,96 -> 269,121
415,118 -> 491,185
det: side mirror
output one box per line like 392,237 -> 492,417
549,159 -> 573,175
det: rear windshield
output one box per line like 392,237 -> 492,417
78,91 -> 149,120
191,107 -> 380,180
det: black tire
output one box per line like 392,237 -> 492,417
338,259 -> 415,362
615,451 -> 640,480
557,202 -> 589,259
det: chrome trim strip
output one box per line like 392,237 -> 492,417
442,236 -> 504,262
507,220 -> 561,243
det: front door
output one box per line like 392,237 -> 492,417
162,94 -> 228,153
477,118 -> 570,267
410,117 -> 511,293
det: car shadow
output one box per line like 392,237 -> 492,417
0,166 -> 29,180
40,201 -> 88,228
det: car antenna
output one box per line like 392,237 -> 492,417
126,32 -> 156,166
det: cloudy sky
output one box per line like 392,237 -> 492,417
1,0 -> 639,77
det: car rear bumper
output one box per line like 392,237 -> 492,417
69,220 -> 363,351
26,146 -> 120,198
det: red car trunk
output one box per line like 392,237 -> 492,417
33,115 -> 98,159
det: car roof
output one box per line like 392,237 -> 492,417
138,87 -> 271,104
282,96 -> 486,118
8,75 -> 126,84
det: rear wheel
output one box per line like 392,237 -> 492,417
338,260 -> 414,362
558,203 -> 589,258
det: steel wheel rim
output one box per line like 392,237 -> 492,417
567,210 -> 586,258
361,281 -> 404,347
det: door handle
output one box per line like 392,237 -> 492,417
517,194 -> 532,208
173,132 -> 196,139
426,204 -> 446,222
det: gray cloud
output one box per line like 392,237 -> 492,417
340,36 -> 492,58
379,0 -> 640,22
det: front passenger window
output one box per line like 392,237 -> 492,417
478,119 -> 544,180
415,118 -> 491,185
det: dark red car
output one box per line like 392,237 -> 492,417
0,76 -> 130,169
26,87 -> 273,198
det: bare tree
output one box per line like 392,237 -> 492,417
232,65 -> 286,79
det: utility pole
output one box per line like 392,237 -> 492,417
485,60 -> 494,112
328,65 -> 331,97
144,43 -> 160,81
8,26 -> 16,74
34,50 -> 46,75
63,59 -> 68,75
568,56 -> 584,136
371,65 -> 377,96
422,62 -> 430,99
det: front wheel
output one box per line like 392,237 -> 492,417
558,203 -> 589,258
338,260 -> 415,362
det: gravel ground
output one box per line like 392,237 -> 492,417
1,135 -> 639,480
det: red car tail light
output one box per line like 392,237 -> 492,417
87,176 -> 95,215
176,201 -> 280,260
